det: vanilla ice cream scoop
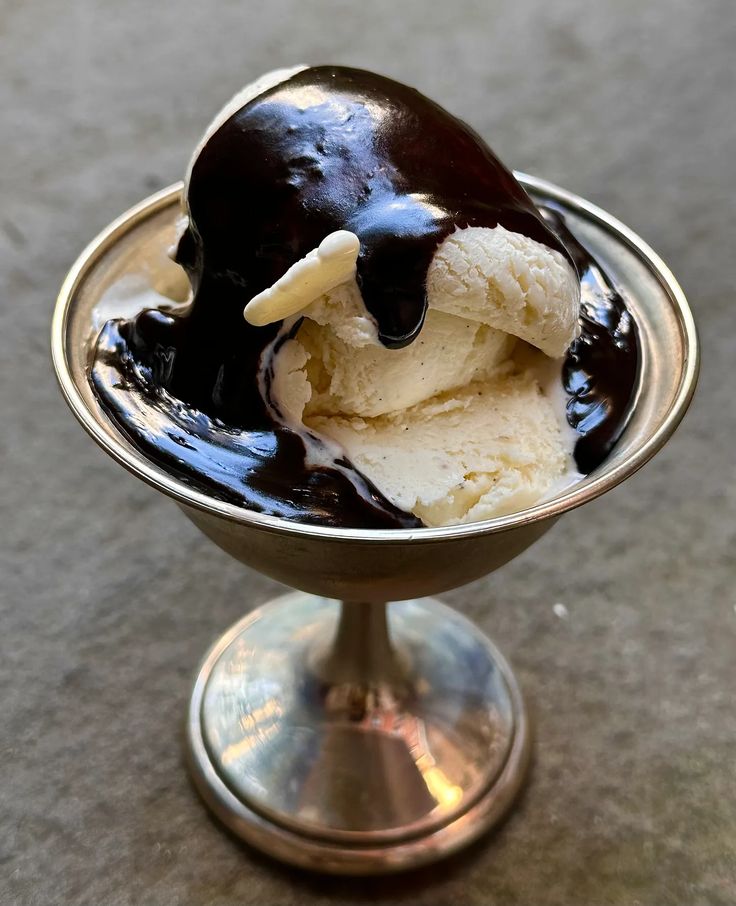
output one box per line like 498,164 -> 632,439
250,218 -> 579,429
307,372 -> 571,526
263,219 -> 580,525
248,224 -> 579,359
428,225 -> 580,358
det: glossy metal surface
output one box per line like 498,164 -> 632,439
51,176 -> 698,873
187,593 -> 529,872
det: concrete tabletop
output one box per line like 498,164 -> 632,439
2,0 -> 734,903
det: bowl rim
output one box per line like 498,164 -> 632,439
51,174 -> 699,544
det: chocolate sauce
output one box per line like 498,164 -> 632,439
90,66 -> 639,527
541,207 -> 640,472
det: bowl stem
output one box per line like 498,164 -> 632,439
313,600 -> 409,690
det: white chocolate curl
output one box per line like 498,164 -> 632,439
243,231 -> 361,326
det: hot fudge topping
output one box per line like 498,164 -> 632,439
90,66 -> 639,527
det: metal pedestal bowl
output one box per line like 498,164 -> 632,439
52,176 -> 698,874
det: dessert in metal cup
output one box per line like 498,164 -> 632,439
54,65 -> 696,874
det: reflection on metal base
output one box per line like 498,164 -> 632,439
186,593 -> 530,874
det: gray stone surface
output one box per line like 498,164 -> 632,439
2,0 -> 734,903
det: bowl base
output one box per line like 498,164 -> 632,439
186,592 -> 530,874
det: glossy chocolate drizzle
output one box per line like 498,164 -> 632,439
90,66 -> 639,528
541,207 -> 639,472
